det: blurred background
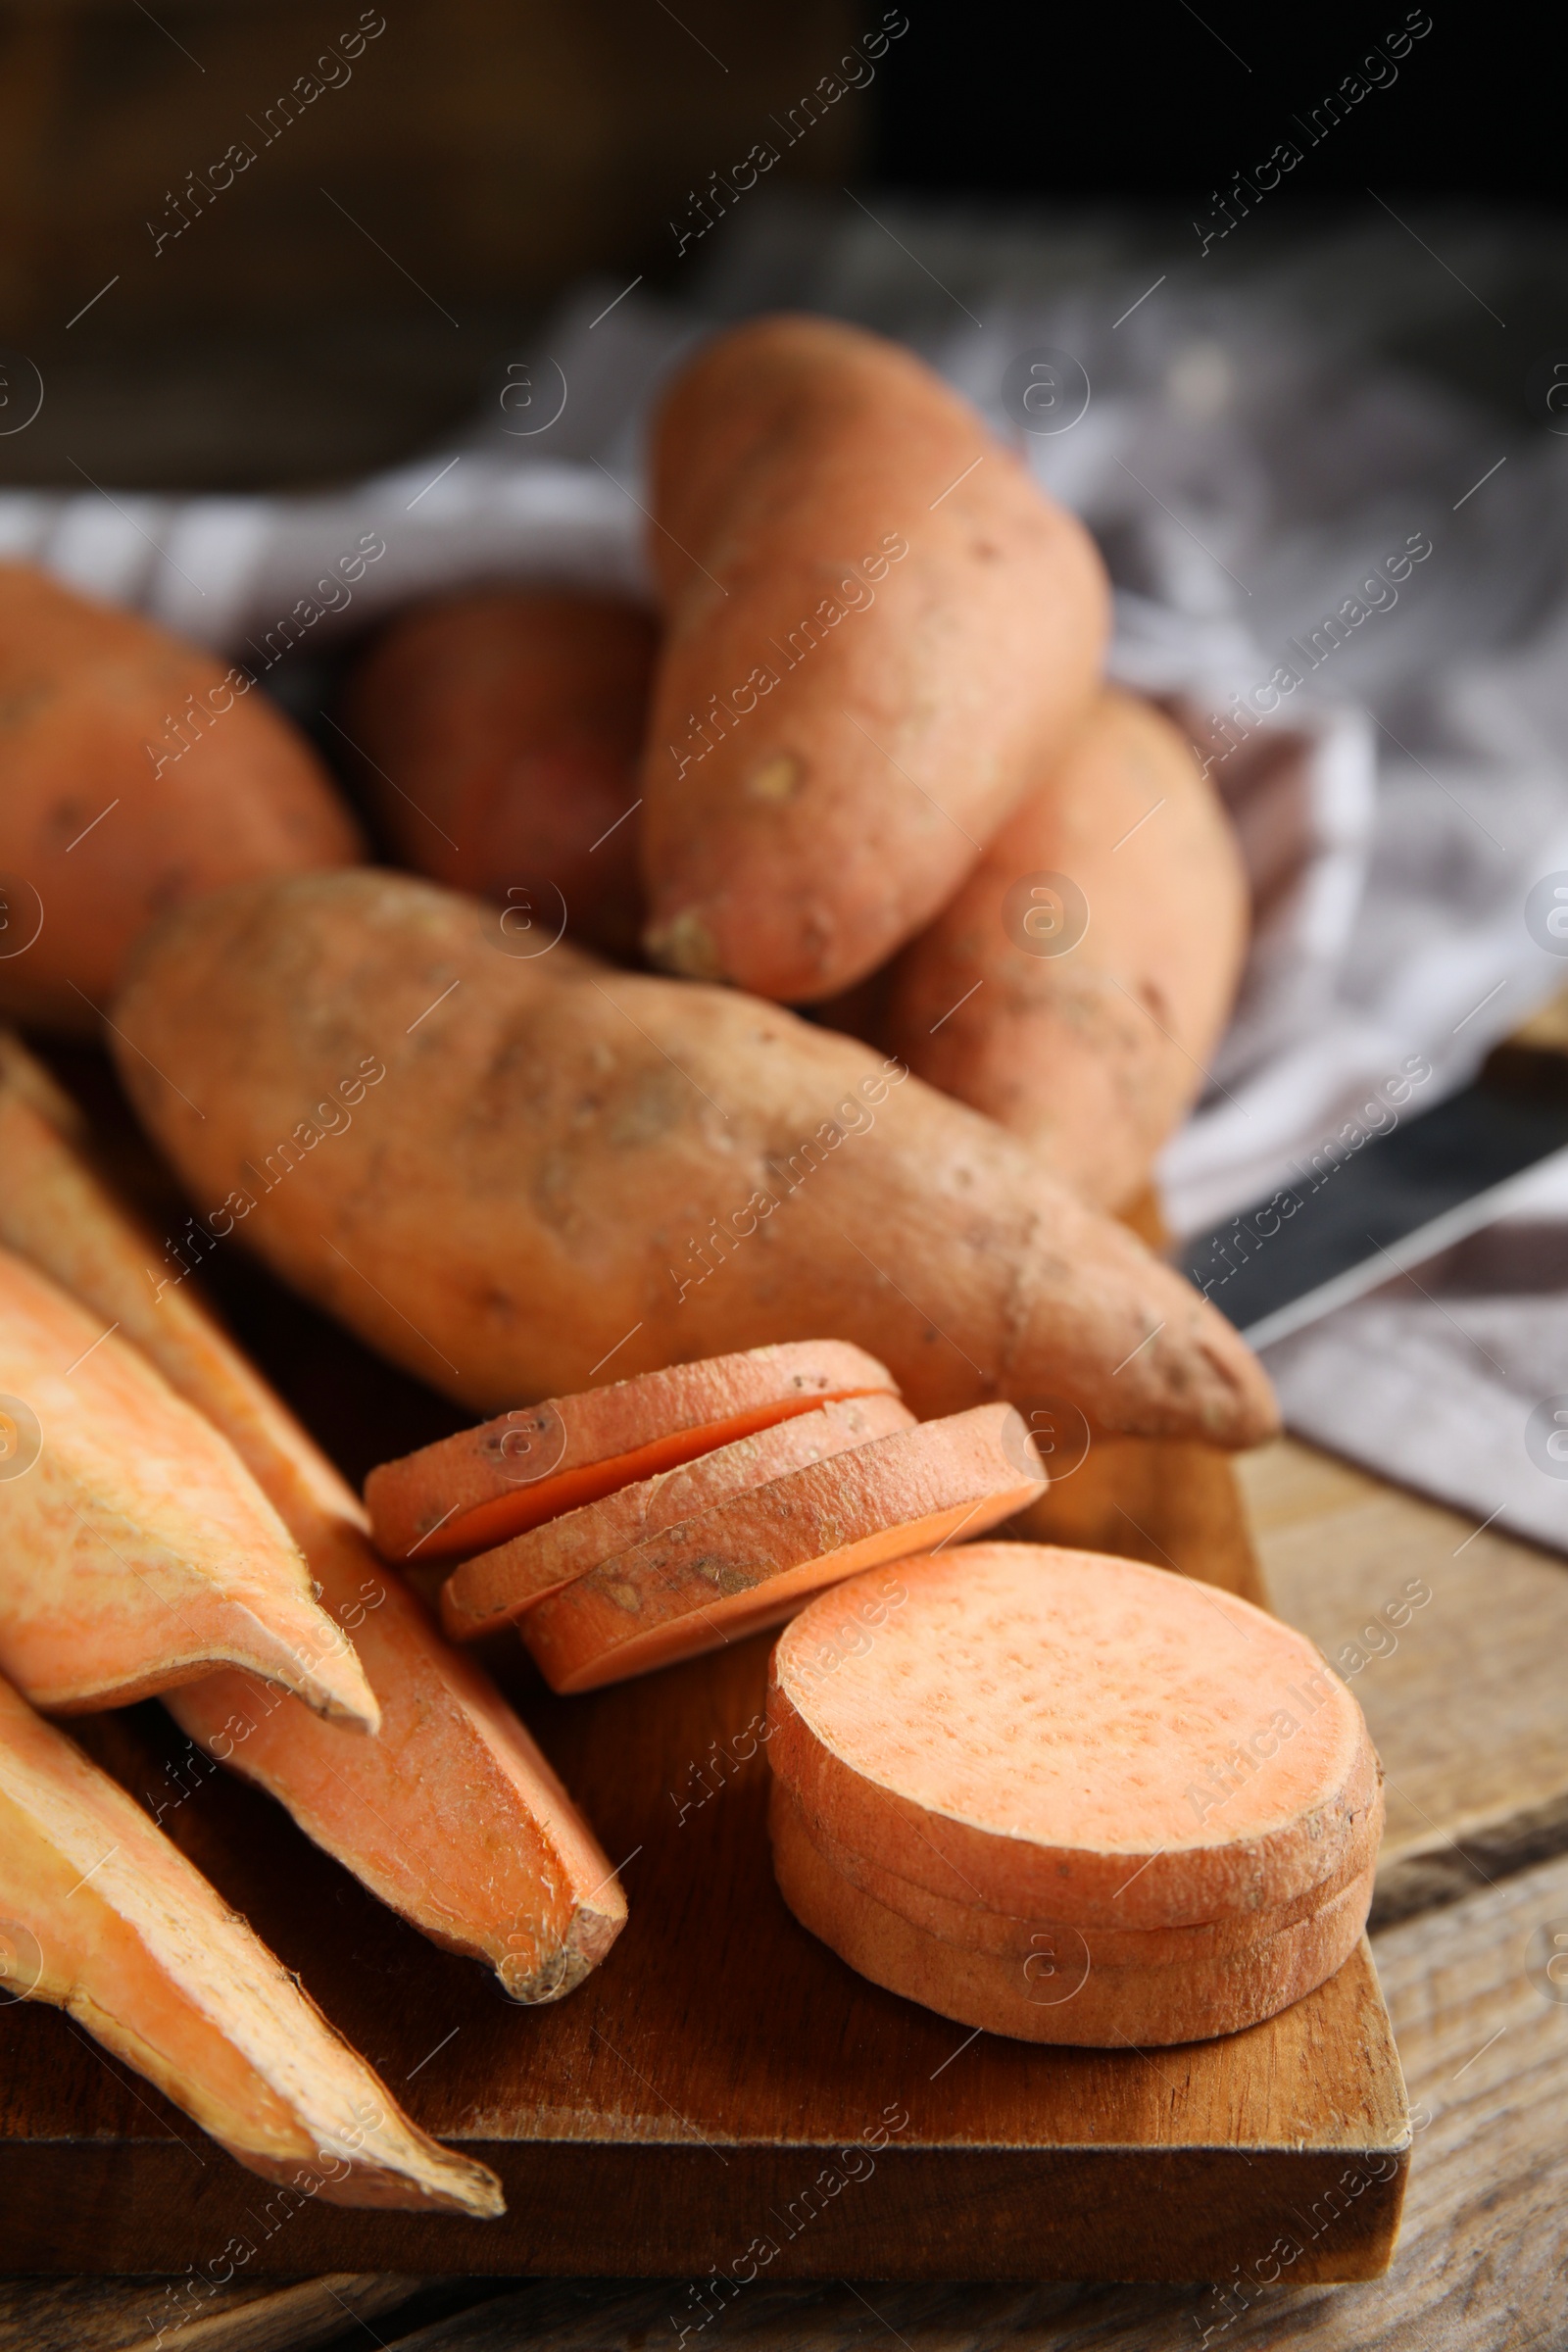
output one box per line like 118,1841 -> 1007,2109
0,0 -> 1562,488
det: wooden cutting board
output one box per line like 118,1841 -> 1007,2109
0,1240 -> 1409,2283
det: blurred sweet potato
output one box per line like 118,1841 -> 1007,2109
882,689 -> 1249,1211
0,564 -> 364,1031
340,590 -> 655,957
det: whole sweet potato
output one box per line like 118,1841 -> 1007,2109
0,564 -> 364,1030
111,871 -> 1275,1448
884,689 -> 1250,1210
340,590 -> 655,958
640,316 -> 1110,1002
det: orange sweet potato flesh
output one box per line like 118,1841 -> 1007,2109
640,316 -> 1110,1002
0,1247 -> 376,1726
521,1403 -> 1046,1694
367,1338 -> 902,1566
776,1776 -> 1381,1966
0,1671 -> 501,2212
110,871 -> 1279,1450
339,590 -> 655,959
442,1390 -> 916,1639
768,1544 -> 1381,1932
883,689 -> 1250,1213
769,1784 -> 1375,2047
0,564 -> 363,1033
0,1036 -> 626,1999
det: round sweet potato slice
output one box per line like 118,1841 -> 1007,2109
442,1390 -> 915,1640
522,1405 -> 1047,1694
366,1339 -> 900,1565
770,1783 -> 1375,2046
768,1544 -> 1381,1933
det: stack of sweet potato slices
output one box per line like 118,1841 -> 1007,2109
767,1544 -> 1383,2047
367,1346 -> 1048,1691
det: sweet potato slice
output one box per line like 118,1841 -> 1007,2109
640,316 -> 1110,1001
774,1778 -> 1381,1966
339,590 -> 655,959
0,1247 -> 375,1726
110,870 -> 1279,1449
769,1783 -> 1375,2046
768,1544 -> 1380,1932
442,1391 -> 916,1639
522,1404 -> 1046,1694
368,1339 -> 902,1567
883,689 -> 1250,1213
0,1671 -> 501,2212
0,1040 -> 625,1997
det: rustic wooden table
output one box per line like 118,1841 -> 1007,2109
3,1435 -> 1564,2351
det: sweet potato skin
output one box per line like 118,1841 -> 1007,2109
884,689 -> 1250,1211
0,564 -> 364,1031
110,871 -> 1278,1449
640,316 -> 1110,1002
340,591 -> 654,958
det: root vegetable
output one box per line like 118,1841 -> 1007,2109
0,1034 -> 625,1999
640,316 -> 1110,1001
520,1403 -> 1045,1693
339,590 -> 655,958
0,1670 -> 501,2212
768,1544 -> 1380,1932
368,1338 -> 902,1567
0,564 -> 363,1032
110,870 -> 1278,1450
441,1390 -> 915,1639
0,1246 -> 376,1726
883,689 -> 1250,1212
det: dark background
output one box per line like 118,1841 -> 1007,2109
0,0 -> 1559,489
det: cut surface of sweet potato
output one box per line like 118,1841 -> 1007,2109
442,1391 -> 916,1639
0,1670 -> 501,2212
367,1339 -> 902,1565
522,1404 -> 1046,1694
770,1781 -> 1374,2046
768,1544 -> 1380,1932
0,1246 -> 375,1726
0,1041 -> 625,1996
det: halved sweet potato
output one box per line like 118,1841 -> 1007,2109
522,1404 -> 1046,1694
0,1039 -> 625,1998
441,1390 -> 916,1639
367,1339 -> 902,1566
770,1781 -> 1374,2047
0,1246 -> 375,1726
0,1669 -> 501,2212
768,1544 -> 1381,1933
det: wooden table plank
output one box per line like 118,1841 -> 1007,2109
1239,1439 -> 1568,1923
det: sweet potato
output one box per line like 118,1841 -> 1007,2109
368,1338 -> 902,1566
0,564 -> 363,1032
441,1390 -> 915,1639
0,1035 -> 626,1999
339,591 -> 654,958
110,871 -> 1278,1449
882,689 -> 1250,1211
0,1670 -> 501,2212
770,1782 -> 1375,2046
520,1404 -> 1045,1693
768,1544 -> 1380,1932
639,316 -> 1110,1001
0,1246 -> 375,1724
